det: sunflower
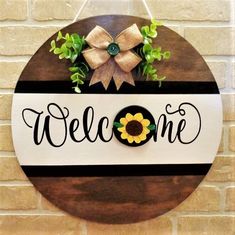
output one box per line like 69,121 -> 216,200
116,113 -> 153,144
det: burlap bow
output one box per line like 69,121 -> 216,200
82,24 -> 143,90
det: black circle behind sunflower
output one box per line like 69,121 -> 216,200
113,105 -> 156,147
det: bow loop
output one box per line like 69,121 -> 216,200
82,48 -> 110,69
114,51 -> 142,73
115,24 -> 143,51
86,26 -> 113,49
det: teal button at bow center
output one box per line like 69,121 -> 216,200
107,43 -> 120,56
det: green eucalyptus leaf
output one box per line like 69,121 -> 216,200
158,76 -> 166,81
163,51 -> 171,59
60,44 -> 68,53
80,62 -> 89,73
148,31 -> 157,38
150,23 -> 156,31
71,73 -> 79,81
53,48 -> 61,54
65,41 -> 73,48
149,67 -> 156,75
113,122 -> 124,128
146,54 -> 154,63
151,18 -> 157,25
143,44 -> 152,54
71,53 -> 78,63
69,66 -> 79,72
148,124 -> 156,131
65,33 -> 70,41
50,40 -> 56,51
56,31 -> 63,41
66,49 -> 72,59
77,67 -> 85,77
151,18 -> 162,26
71,33 -> 81,44
59,53 -> 65,59
77,79 -> 84,85
152,51 -> 161,61
74,86 -> 81,93
141,26 -> 149,36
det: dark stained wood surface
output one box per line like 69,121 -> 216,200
18,15 -> 216,224
30,175 -> 204,224
19,15 -> 214,82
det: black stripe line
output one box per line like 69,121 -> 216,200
21,164 -> 212,177
15,81 -> 219,94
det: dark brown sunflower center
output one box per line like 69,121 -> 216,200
126,120 -> 143,136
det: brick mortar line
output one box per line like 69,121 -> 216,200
202,182 -> 235,187
5,207 -> 235,226
0,89 -> 14,93
220,186 -> 227,212
0,211 -> 65,215
229,0 -> 235,95
37,193 -> 43,210
220,88 -> 235,93
0,120 -> 11,124
231,0 -> 235,24
225,186 -> 235,189
0,151 -> 15,157
0,21 -> 68,27
174,212 -> 235,216
79,222 -> 88,235
220,91 -> 235,94
216,152 -> 235,156
0,55 -> 31,61
1,211 -> 234,216
203,55 -> 235,60
164,20 -> 233,26
224,125 -> 232,154
0,182 -> 32,186
223,121 -> 235,125
27,0 -> 32,21
169,215 -> 178,235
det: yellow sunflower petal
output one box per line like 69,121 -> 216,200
142,127 -> 150,135
121,132 -> 128,139
125,113 -> 134,121
134,113 -> 143,121
134,136 -> 141,143
118,127 -> 125,132
127,136 -> 134,143
139,133 -> 147,141
141,119 -> 150,127
120,118 -> 128,126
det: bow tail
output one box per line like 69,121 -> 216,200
113,64 -> 135,90
89,58 -> 115,90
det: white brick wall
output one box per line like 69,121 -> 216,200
0,0 -> 234,234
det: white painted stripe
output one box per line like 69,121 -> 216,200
12,94 -> 222,165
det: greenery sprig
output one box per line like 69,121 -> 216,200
139,19 -> 171,87
49,19 -> 170,93
50,31 -> 89,93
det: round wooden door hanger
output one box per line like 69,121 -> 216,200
12,15 -> 222,224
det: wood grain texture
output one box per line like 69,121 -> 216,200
17,15 -> 215,224
19,15 -> 214,82
30,175 -> 204,224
